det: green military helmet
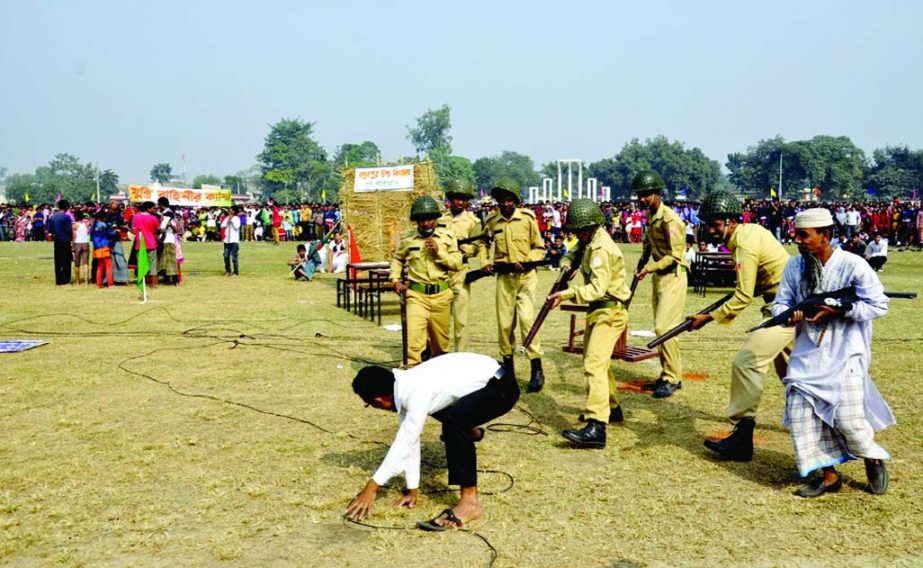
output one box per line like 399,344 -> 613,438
444,178 -> 475,199
409,195 -> 442,221
490,178 -> 522,205
631,170 -> 666,194
698,190 -> 743,222
565,199 -> 605,232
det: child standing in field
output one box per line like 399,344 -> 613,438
91,211 -> 116,288
72,211 -> 91,285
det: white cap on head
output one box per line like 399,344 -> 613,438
794,208 -> 834,229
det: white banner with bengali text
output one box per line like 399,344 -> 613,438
127,185 -> 232,207
354,165 -> 414,192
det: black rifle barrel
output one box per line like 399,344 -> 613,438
647,292 -> 735,349
625,247 -> 652,310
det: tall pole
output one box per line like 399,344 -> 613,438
557,161 -> 562,201
778,152 -> 783,201
95,163 -> 101,203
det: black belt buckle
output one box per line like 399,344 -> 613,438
425,283 -> 439,294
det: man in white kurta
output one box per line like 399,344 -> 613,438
773,208 -> 895,498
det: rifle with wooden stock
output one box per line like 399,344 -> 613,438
647,292 -> 735,349
464,259 -> 554,284
400,287 -> 409,369
624,245 -> 652,309
519,249 -> 585,353
746,286 -> 916,333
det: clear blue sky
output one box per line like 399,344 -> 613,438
1,0 -> 921,183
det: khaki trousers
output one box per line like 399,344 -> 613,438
406,288 -> 452,367
727,308 -> 794,422
651,269 -> 687,383
583,306 -> 629,421
450,270 -> 471,352
496,271 -> 542,359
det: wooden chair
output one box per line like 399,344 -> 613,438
560,304 -> 658,362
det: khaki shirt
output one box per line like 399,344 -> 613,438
643,204 -> 687,273
711,223 -> 790,323
438,210 -> 483,262
481,208 -> 545,264
559,227 -> 631,304
390,227 -> 462,284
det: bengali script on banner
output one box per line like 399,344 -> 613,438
127,186 -> 232,207
353,165 -> 414,193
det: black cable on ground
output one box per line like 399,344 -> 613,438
5,308 -> 539,568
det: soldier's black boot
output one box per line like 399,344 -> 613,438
527,358 -> 545,393
562,419 -> 606,448
502,356 -> 515,379
704,417 -> 755,462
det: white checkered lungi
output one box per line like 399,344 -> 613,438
786,369 -> 890,477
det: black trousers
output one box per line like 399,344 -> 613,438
53,240 -> 72,285
868,256 -> 887,271
432,368 -> 520,488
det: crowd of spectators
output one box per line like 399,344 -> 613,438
2,195 -> 921,283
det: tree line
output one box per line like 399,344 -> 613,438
3,105 -> 922,204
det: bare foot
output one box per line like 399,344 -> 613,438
434,501 -> 482,528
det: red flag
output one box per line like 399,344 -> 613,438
347,225 -> 362,263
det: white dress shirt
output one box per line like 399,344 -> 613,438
372,353 -> 502,489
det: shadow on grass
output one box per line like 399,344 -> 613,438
321,441 -> 454,492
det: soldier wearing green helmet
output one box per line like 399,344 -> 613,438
480,178 -> 547,391
391,195 -> 463,367
547,199 -> 632,448
684,189 -> 794,462
632,169 -> 688,399
439,179 -> 484,352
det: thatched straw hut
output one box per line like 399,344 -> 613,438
339,162 -> 442,261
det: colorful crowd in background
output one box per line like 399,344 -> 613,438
3,195 -> 922,287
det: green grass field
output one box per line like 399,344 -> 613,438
1,240 -> 921,567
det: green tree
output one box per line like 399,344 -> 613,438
585,137 -> 720,200
99,169 -> 120,198
192,174 -> 223,189
471,151 -> 540,197
407,104 -> 452,156
150,163 -> 173,184
864,145 -> 923,199
726,135 -> 864,199
333,141 -> 381,169
257,118 -> 332,203
223,175 -> 246,192
4,173 -> 38,204
39,153 -> 97,203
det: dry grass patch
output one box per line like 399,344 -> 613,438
1,240 -> 921,567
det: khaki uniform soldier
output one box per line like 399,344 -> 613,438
633,170 -> 688,399
391,196 -> 463,367
439,179 -> 483,353
480,178 -> 547,392
685,190 -> 794,461
548,200 -> 632,449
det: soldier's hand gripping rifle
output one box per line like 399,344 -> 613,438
647,291 -> 735,349
624,245 -> 652,309
456,228 -> 502,248
464,259 -> 554,284
519,250 -> 585,353
746,286 -> 916,333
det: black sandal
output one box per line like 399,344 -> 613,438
416,508 -> 464,531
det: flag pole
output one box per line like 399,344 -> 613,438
142,279 -> 147,304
